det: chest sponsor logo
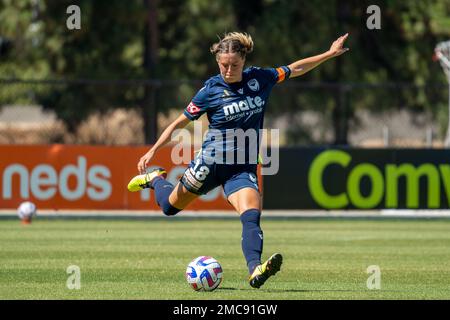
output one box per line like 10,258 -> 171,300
223,96 -> 265,116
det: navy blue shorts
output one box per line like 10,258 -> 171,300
180,157 -> 259,197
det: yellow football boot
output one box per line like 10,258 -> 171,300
248,253 -> 283,289
127,167 -> 167,192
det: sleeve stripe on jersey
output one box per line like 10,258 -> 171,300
276,67 -> 287,83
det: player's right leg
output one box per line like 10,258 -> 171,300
127,158 -> 217,216
127,167 -> 199,216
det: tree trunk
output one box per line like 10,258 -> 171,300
332,84 -> 349,145
333,0 -> 349,145
142,0 -> 159,144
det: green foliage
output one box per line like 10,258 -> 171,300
1,0 -> 146,130
1,0 -> 450,141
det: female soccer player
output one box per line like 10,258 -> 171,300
128,32 -> 349,288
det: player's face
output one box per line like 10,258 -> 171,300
217,53 -> 245,83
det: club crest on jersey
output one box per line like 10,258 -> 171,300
187,102 -> 201,115
247,79 -> 259,91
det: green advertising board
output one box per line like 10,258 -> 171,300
263,148 -> 450,209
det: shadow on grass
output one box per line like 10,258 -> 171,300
263,289 -> 412,293
219,287 -> 414,293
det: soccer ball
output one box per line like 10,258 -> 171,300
185,256 -> 223,292
17,201 -> 37,223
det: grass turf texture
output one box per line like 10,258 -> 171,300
1,218 -> 450,299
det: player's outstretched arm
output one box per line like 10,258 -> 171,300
288,33 -> 349,78
137,113 -> 190,173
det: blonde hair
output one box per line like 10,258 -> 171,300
210,32 -> 254,59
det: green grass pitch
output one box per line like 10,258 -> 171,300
1,217 -> 450,299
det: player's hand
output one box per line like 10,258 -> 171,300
328,33 -> 349,57
137,150 -> 155,174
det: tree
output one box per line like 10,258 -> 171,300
232,0 -> 450,144
2,0 -> 450,145
36,0 -> 146,132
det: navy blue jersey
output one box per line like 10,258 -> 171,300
184,66 -> 291,164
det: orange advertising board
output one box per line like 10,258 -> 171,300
0,145 -> 261,210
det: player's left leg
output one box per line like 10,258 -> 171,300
225,174 -> 282,289
227,187 -> 263,274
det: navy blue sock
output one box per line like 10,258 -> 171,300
152,177 -> 180,216
240,209 -> 263,274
